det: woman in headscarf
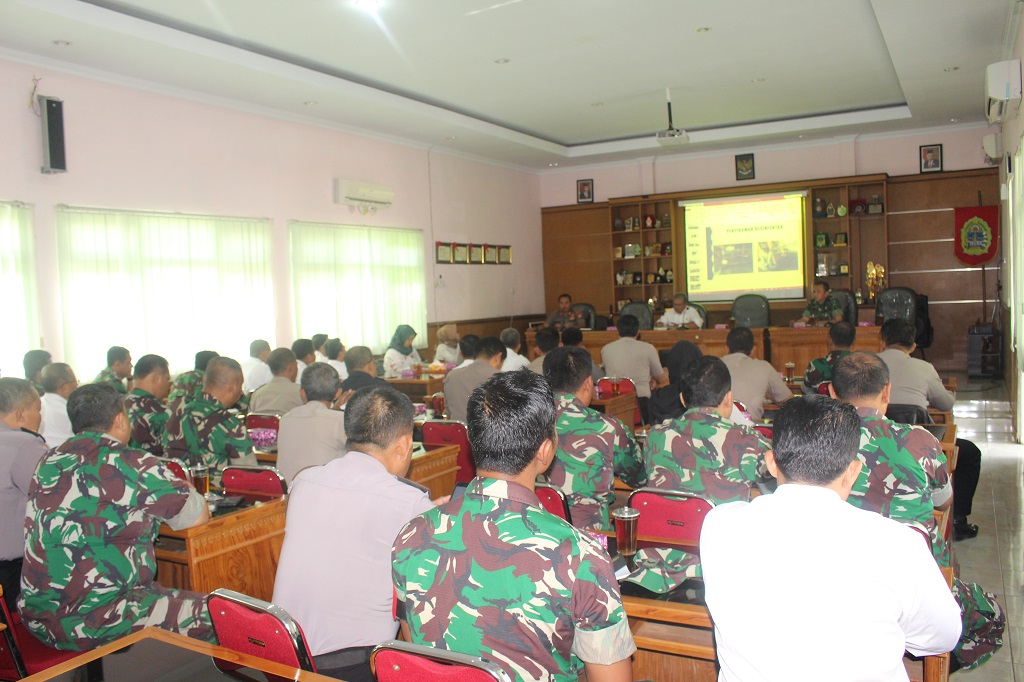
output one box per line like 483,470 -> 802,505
433,324 -> 460,366
383,324 -> 423,378
647,340 -> 703,425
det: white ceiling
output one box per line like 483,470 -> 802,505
0,0 -> 1017,170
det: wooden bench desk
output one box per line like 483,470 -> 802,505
386,375 -> 444,402
592,393 -> 637,429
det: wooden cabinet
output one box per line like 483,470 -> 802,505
609,199 -> 677,312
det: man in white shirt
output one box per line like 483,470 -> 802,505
277,363 -> 347,484
720,326 -> 791,421
241,339 -> 273,394
656,292 -> 703,329
39,362 -> 77,448
600,314 -> 666,424
499,328 -> 530,372
324,338 -> 349,381
701,394 -> 961,682
312,333 -> 329,363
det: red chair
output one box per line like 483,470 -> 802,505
817,381 -> 832,395
207,588 -> 316,682
596,377 -> 642,426
1,587 -> 81,680
156,456 -> 191,483
422,420 -> 475,484
627,488 -> 716,545
221,465 -> 287,500
246,412 -> 282,451
534,483 -> 571,521
370,640 -> 511,682
753,425 -> 773,441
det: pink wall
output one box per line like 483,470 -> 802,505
0,57 -> 543,356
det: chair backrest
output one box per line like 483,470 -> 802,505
207,588 -> 316,680
0,586 -> 80,679
422,420 -> 475,484
570,303 -> 597,329
627,488 -> 715,544
156,456 -> 191,483
221,465 -> 288,499
246,412 -> 282,450
620,301 -> 653,330
371,640 -> 511,682
690,303 -> 708,326
828,289 -> 858,325
885,403 -> 932,425
731,294 -> 771,328
753,425 -> 773,441
593,314 -> 611,331
875,286 -> 918,326
534,483 -> 571,521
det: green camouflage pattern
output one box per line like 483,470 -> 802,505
643,407 -> 770,504
93,367 -> 127,395
952,577 -> 1005,670
125,388 -> 169,457
162,392 -> 255,486
847,407 -> 951,566
166,370 -> 204,418
392,477 -> 635,682
18,431 -> 214,650
544,392 -> 646,530
623,548 -> 702,594
801,349 -> 850,394
801,296 -> 842,322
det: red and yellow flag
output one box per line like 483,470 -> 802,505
954,206 -> 999,266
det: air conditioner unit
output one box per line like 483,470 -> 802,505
985,59 -> 1022,124
983,133 -> 1002,165
333,179 -> 394,208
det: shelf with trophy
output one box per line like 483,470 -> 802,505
610,199 -> 677,314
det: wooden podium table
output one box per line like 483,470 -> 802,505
768,325 -> 881,374
525,328 -> 766,366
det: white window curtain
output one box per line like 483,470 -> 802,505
289,221 -> 426,354
0,202 -> 39,379
55,207 -> 274,377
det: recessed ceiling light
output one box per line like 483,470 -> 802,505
548,163 -> 559,167
52,40 -> 72,47
798,134 -> 805,139
303,100 -> 317,106
445,135 -> 458,141
695,27 -> 711,33
944,66 -> 959,72
354,0 -> 382,12
949,117 -> 961,123
751,77 -> 766,83
494,58 -> 510,64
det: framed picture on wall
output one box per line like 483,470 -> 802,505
435,242 -> 452,263
735,153 -> 755,181
577,179 -> 594,203
920,144 -> 942,173
484,244 -> 499,264
452,243 -> 469,264
498,246 -> 512,264
469,244 -> 484,263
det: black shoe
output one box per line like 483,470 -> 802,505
953,521 -> 979,541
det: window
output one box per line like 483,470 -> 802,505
0,202 -> 39,379
290,221 -> 426,353
55,207 -> 274,376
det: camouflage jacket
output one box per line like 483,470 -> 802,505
93,367 -> 127,394
801,297 -> 842,322
162,392 -> 254,485
644,406 -> 770,504
166,370 -> 204,418
125,388 -> 169,457
847,406 -> 951,565
802,349 -> 851,394
18,432 -> 191,649
392,477 -> 636,682
544,392 -> 646,530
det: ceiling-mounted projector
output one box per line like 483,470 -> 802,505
655,88 -> 689,146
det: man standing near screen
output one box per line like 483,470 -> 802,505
797,280 -> 843,325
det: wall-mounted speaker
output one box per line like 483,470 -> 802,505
39,95 -> 66,174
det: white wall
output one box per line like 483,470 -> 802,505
0,57 -> 544,359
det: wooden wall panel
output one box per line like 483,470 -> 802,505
542,205 -> 612,314
887,212 -> 955,242
888,171 -> 1001,212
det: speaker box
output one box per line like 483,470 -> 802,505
39,95 -> 66,174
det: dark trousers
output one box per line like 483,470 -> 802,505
953,437 -> 982,520
314,645 -> 375,682
0,558 -> 21,612
637,396 -> 651,426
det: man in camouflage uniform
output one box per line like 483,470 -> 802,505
801,321 -> 855,394
125,354 -> 172,456
541,346 -> 645,530
166,350 -> 219,418
18,383 -> 213,651
92,346 -> 132,395
645,355 -> 771,504
163,357 -> 257,486
831,352 -> 951,566
392,371 -> 635,682
797,280 -> 843,325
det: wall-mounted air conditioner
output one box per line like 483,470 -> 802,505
333,179 -> 394,208
985,59 -> 1021,124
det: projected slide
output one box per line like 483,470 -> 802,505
682,193 -> 806,302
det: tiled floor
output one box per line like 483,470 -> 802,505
946,376 -> 1022,681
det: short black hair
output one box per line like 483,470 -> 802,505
499,328 -> 521,350
204,357 -> 243,388
249,340 -> 271,357
832,351 -> 889,401
459,334 -> 480,359
301,362 -> 340,402
771,394 -> 860,485
345,385 -> 414,451
68,383 -> 125,434
534,327 -> 560,353
42,363 -> 75,393
311,334 -> 329,351
814,279 -> 831,292
543,346 -> 592,393
726,327 -> 755,354
558,293 -> 572,302
0,377 -> 39,415
475,336 -> 507,361
107,346 -> 130,367
324,338 -> 345,360
467,371 -> 555,476
345,346 -> 373,373
195,350 -> 219,371
680,356 -> 731,408
23,350 -> 51,381
880,319 -> 916,349
268,348 -> 297,375
291,339 -> 315,360
829,322 -> 856,348
561,327 -> 583,346
617,315 -> 640,338
133,354 -> 169,380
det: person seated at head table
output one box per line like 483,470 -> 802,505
19,383 -> 214,651
499,327 -> 530,372
801,321 -> 856,394
560,327 -> 604,384
167,350 -> 219,418
276,362 -> 350,485
700,394 -> 961,682
721,326 -> 792,422
39,362 -> 78,449
648,340 -> 702,425
292,338 -> 316,383
0,378 -> 46,612
442,336 -> 505,424
433,324 -> 461,366
341,346 -> 388,393
600,313 -> 667,425
656,292 -> 703,329
241,339 -> 273,394
93,345 -> 133,395
23,349 -> 52,396
163,357 -> 257,487
383,325 -> 423,379
392,371 -> 636,682
124,354 -> 171,456
546,292 -> 585,330
796,279 -> 843,326
324,337 -> 349,381
249,348 -> 304,415
645,356 -> 772,505
455,334 -> 479,369
312,333 -> 330,363
274,384 -> 439,682
542,346 -> 645,530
